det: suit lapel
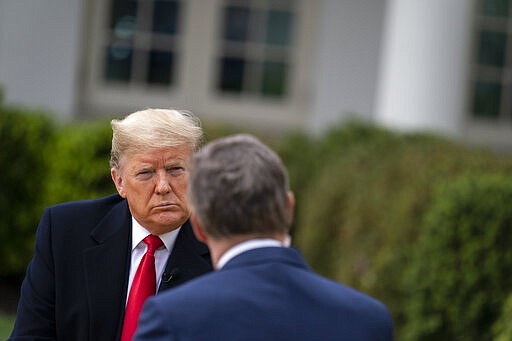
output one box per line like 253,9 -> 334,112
159,220 -> 212,291
81,204 -> 211,339
83,200 -> 132,341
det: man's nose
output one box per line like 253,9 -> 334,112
155,170 -> 171,194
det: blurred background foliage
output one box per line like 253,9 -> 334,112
0,106 -> 55,276
279,123 -> 512,340
43,120 -> 116,205
2,104 -> 512,340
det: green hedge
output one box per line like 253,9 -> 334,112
403,173 -> 512,340
493,293 -> 512,341
43,120 -> 116,205
0,107 -> 56,277
0,111 -> 117,278
278,122 -> 512,340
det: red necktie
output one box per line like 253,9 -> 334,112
121,235 -> 163,341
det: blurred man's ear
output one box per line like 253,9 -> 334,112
287,191 -> 295,224
190,213 -> 208,243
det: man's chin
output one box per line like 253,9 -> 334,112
153,213 -> 188,231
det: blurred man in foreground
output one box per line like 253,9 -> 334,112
134,134 -> 393,341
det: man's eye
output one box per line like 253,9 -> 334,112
167,167 -> 184,175
137,170 -> 153,177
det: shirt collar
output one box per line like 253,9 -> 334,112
131,217 -> 181,251
216,238 -> 286,270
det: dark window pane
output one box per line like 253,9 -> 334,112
105,43 -> 133,82
261,61 -> 287,96
147,50 -> 174,85
223,6 -> 250,41
219,57 -> 245,92
481,0 -> 510,17
472,82 -> 501,118
266,11 -> 293,46
478,31 -> 507,66
153,0 -> 180,35
110,0 -> 138,29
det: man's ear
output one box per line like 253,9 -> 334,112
111,168 -> 126,198
190,213 -> 208,243
287,191 -> 295,224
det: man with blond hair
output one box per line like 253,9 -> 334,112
10,109 -> 213,341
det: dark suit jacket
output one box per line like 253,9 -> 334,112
134,246 -> 393,341
9,194 -> 212,341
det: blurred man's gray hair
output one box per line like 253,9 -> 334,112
188,134 -> 292,239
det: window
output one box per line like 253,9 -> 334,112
217,0 -> 296,98
471,0 -> 512,120
104,0 -> 182,87
85,0 -> 313,126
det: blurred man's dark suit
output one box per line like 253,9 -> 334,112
135,246 -> 393,341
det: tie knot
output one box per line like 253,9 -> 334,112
143,235 -> 163,255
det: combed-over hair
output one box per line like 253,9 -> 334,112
110,108 -> 203,169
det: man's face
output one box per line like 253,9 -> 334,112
111,145 -> 192,235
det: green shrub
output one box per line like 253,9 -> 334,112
43,120 -> 116,205
403,173 -> 512,341
280,122 -> 400,273
0,312 -> 15,340
493,293 -> 512,341
280,122 -> 512,339
0,107 -> 56,277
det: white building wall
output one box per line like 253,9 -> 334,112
0,0 -> 83,118
374,0 -> 476,136
308,0 -> 387,133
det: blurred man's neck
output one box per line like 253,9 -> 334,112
209,233 -> 288,269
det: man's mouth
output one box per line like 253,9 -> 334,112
154,202 -> 176,209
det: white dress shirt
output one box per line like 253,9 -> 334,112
126,217 -> 181,302
216,237 -> 291,270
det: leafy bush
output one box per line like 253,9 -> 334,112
279,122 -> 512,339
0,112 -> 116,278
403,173 -> 512,340
493,293 -> 512,341
43,120 -> 115,205
0,107 -> 55,277
0,312 -> 15,340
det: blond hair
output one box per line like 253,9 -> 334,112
110,108 -> 203,169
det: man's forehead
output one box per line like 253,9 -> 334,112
121,146 -> 192,165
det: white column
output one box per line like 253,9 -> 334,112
308,0 -> 387,133
374,0 -> 476,135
